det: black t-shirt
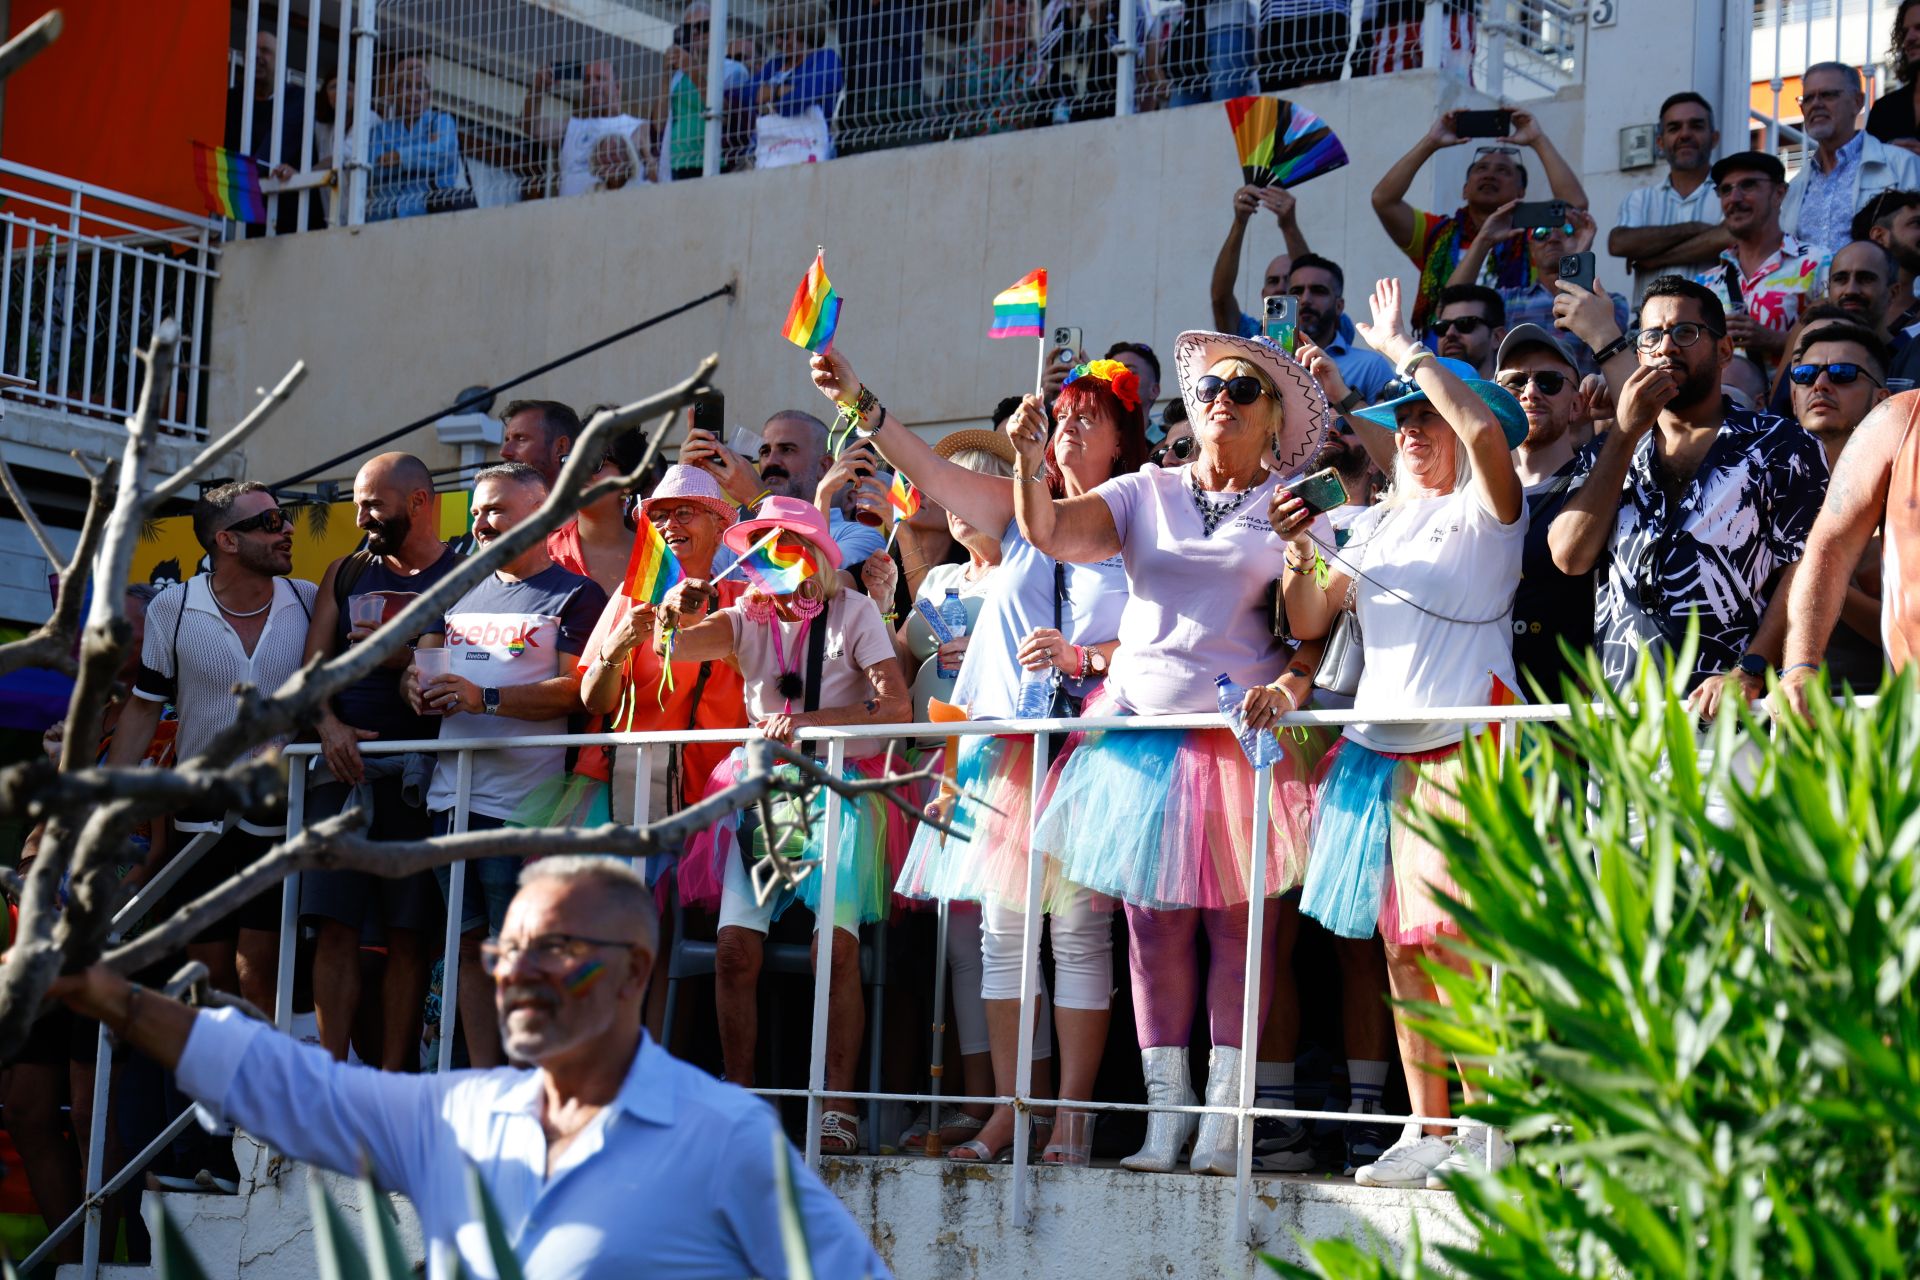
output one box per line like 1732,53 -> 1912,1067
331,545 -> 464,739
1511,461 -> 1594,698
1868,88 -> 1920,146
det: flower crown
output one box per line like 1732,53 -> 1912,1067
1062,359 -> 1142,412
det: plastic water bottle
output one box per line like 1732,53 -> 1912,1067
1015,668 -> 1056,719
936,589 -> 969,678
1216,674 -> 1281,768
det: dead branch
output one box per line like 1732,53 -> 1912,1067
149,362 -> 307,506
0,458 -> 119,680
0,756 -> 285,826
0,451 -> 58,565
0,10 -> 61,82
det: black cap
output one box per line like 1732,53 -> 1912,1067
1708,151 -> 1786,188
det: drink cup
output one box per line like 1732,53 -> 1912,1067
413,646 -> 451,682
348,594 -> 386,630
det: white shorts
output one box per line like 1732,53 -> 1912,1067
717,834 -> 856,938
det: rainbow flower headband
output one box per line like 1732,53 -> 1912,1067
1062,359 -> 1141,412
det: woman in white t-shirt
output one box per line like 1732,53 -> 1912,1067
811,349 -> 1145,1167
1008,330 -> 1333,1178
1277,277 -> 1529,1191
655,496 -> 911,1156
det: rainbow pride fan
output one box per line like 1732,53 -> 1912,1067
1224,96 -> 1281,187
1270,100 -> 1348,189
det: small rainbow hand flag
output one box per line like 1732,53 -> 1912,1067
191,142 -> 267,224
622,518 -> 686,606
989,269 -> 1047,339
727,528 -> 816,595
782,249 -> 842,353
886,472 -> 921,521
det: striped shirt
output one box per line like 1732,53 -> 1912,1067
1616,174 -> 1720,302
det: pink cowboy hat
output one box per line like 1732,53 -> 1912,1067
639,464 -> 738,526
722,495 -> 845,571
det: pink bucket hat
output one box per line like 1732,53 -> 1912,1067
639,464 -> 738,527
722,495 -> 845,571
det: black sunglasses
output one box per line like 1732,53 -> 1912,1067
1431,316 -> 1491,337
1497,370 -> 1571,395
224,508 -> 290,535
1193,374 -> 1270,406
1788,361 -> 1883,388
1150,435 -> 1197,465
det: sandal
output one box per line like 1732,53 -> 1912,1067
897,1106 -> 932,1153
947,1136 -> 1014,1163
819,1109 -> 861,1156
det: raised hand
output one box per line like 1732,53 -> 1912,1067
810,348 -> 862,407
1005,394 -> 1050,474
1354,278 -> 1416,367
1293,338 -> 1349,405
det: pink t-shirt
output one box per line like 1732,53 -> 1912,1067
724,589 -> 896,759
1095,463 -> 1327,716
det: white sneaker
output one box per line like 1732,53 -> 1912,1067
1425,1125 -> 1506,1188
1353,1129 -> 1455,1188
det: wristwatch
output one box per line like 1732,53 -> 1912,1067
1337,389 -> 1367,414
1736,653 -> 1768,683
1087,648 -> 1109,677
482,686 -> 501,716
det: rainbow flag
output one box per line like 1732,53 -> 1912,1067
781,250 -> 842,352
191,142 -> 267,224
886,472 -> 921,521
989,269 -> 1046,339
622,518 -> 686,606
732,528 -> 816,595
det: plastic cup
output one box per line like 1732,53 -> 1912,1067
1046,1110 -> 1096,1167
412,647 -> 451,681
347,594 -> 386,629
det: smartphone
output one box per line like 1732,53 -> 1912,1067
1510,200 -> 1570,232
690,389 -> 725,439
1454,108 -> 1514,139
1558,251 -> 1596,293
1052,325 -> 1083,367
1264,295 -> 1299,354
1721,263 -> 1747,316
552,60 -> 585,80
1283,467 -> 1349,516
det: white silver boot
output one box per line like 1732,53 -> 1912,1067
1120,1046 -> 1196,1172
1190,1046 -> 1243,1176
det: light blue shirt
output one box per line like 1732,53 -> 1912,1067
1796,132 -> 1864,256
176,1010 -> 890,1280
366,109 -> 465,222
1322,331 -> 1397,404
828,508 -> 888,566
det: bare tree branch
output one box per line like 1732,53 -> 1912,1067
0,458 -> 118,680
0,451 -> 59,566
150,362 -> 307,506
0,756 -> 285,825
0,9 -> 61,81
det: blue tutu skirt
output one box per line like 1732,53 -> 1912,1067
1300,738 -> 1468,943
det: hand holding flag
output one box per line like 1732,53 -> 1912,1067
716,528 -> 818,595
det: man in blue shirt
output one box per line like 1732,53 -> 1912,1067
1283,253 -> 1396,404
48,856 -> 891,1280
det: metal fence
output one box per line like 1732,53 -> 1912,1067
230,0 -> 1588,234
0,162 -> 222,439
1748,0 -> 1892,162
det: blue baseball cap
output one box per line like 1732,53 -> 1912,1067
1352,355 -> 1530,448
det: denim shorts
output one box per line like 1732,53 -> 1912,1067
430,811 -> 520,937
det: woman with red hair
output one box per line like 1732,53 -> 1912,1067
810,348 -> 1144,1165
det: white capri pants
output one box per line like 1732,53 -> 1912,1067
979,886 -> 1112,1011
946,904 -> 1051,1058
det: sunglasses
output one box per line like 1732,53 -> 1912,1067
1528,223 -> 1575,240
1788,361 -> 1883,387
1471,145 -> 1521,162
1150,435 -> 1197,465
1634,322 -> 1723,351
223,508 -> 290,535
1497,370 -> 1571,395
1431,316 -> 1491,337
1193,374 -> 1271,406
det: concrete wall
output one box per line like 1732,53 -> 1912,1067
213,68 -> 1603,487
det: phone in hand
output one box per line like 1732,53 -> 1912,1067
1052,325 -> 1083,367
1510,200 -> 1570,232
1282,467 -> 1350,516
1264,295 -> 1299,354
1557,251 -> 1596,293
690,389 -> 725,439
1454,109 -> 1514,139
1721,263 -> 1747,317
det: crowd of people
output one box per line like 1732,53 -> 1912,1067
20,20 -> 1920,1272
238,0 -> 1492,225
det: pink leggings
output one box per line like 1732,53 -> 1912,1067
1126,901 -> 1281,1050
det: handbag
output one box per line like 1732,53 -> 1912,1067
1314,575 -> 1364,697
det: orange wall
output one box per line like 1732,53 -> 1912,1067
3,2 -> 228,218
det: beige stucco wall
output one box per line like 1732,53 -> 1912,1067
211,69 -> 1603,488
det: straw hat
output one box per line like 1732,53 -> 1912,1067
1172,331 -> 1332,477
933,428 -> 1016,466
640,464 -> 738,526
722,495 -> 845,571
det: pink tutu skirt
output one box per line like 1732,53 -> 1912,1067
1033,687 -> 1318,910
677,748 -> 915,928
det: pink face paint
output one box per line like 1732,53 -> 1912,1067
563,958 -> 607,996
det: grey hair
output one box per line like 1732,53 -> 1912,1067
472,461 -> 550,494
948,447 -> 1013,478
1805,61 -> 1863,97
518,856 -> 659,957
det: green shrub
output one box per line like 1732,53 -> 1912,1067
1273,658 -> 1920,1278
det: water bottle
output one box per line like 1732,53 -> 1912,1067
936,589 -> 969,678
1216,674 -> 1281,768
1015,668 -> 1056,719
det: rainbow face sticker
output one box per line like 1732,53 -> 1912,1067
564,958 -> 607,996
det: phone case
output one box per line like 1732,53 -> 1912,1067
1289,470 -> 1349,514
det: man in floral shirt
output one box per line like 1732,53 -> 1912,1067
1694,151 -> 1831,373
1546,276 -> 1828,713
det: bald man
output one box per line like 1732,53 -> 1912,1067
299,452 -> 464,1067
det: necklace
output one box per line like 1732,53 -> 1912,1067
207,580 -> 271,618
1186,466 -> 1257,537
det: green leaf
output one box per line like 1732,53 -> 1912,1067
359,1163 -> 414,1280
152,1200 -> 213,1280
309,1175 -> 374,1280
464,1160 -> 527,1280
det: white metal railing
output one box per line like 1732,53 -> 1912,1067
226,0 -> 1586,233
1748,0 -> 1890,161
0,161 -> 222,439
